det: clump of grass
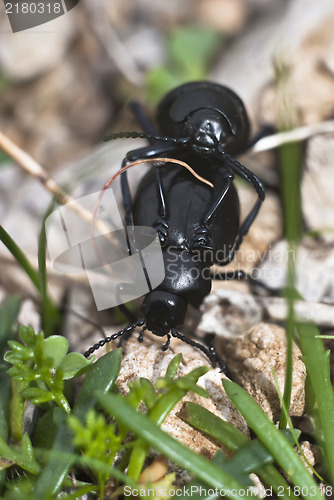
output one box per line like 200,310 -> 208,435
0,220 -> 60,335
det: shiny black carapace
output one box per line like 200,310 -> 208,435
84,81 -> 265,370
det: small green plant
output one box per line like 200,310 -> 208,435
1,317 -> 91,489
68,409 -> 122,496
1,337 -> 122,497
5,325 -> 91,418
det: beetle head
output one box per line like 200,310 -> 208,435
141,291 -> 187,336
183,109 -> 235,154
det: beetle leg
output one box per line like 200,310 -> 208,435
118,303 -> 137,323
203,333 -> 231,376
191,174 -> 233,256
116,283 -> 138,341
115,284 -> 137,348
212,153 -> 265,265
124,100 -> 182,242
238,125 -> 276,154
207,345 -> 227,373
211,269 -> 279,295
223,153 -> 265,211
138,326 -> 147,342
226,198 -> 263,261
162,334 -> 171,351
202,173 -> 234,225
121,158 -> 134,227
171,328 -> 227,373
120,144 -> 177,227
153,217 -> 169,246
152,163 -> 170,246
127,102 -> 172,242
130,101 -> 158,136
191,224 -> 212,248
210,269 -> 248,281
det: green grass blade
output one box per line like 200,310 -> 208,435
38,203 -> 60,335
258,465 -> 297,500
0,296 -> 22,476
223,380 -> 322,500
181,401 -> 299,500
0,369 -> 11,493
33,449 -> 139,494
279,142 -> 302,243
72,349 -> 122,420
164,352 -> 182,382
279,281 -> 294,429
97,391 -> 258,499
180,401 -> 248,450
177,450 -> 252,500
0,224 -> 40,292
127,363 -> 209,481
278,140 -> 302,428
0,295 -> 22,351
178,462 -> 295,500
272,369 -> 324,482
223,429 -> 300,476
297,322 -> 334,485
0,224 -> 58,334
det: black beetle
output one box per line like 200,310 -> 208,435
84,81 -> 265,369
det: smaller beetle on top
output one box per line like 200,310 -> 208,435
85,81 -> 266,371
157,81 -> 250,154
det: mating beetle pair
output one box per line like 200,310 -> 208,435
84,81 -> 265,370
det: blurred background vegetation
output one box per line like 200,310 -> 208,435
0,0 -> 332,169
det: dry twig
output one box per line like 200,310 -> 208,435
250,120 -> 334,154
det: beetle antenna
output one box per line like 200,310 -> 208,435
103,131 -> 190,145
84,317 -> 145,358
